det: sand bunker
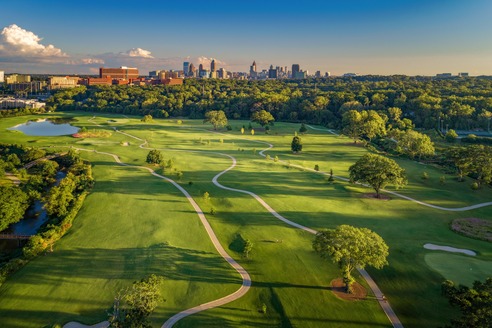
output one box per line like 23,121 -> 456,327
424,243 -> 476,256
63,321 -> 109,328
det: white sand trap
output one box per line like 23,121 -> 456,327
63,321 -> 109,328
424,243 -> 476,256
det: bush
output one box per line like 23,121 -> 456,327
314,164 -> 319,171
274,156 -> 279,162
471,182 -> 479,190
445,129 -> 458,143
421,172 -> 429,180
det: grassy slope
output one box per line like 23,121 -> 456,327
0,114 -> 490,327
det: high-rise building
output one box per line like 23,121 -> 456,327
0,71 -> 4,83
210,59 -> 216,72
268,65 -> 278,79
292,64 -> 300,78
189,63 -> 196,77
218,68 -> 227,79
100,66 -> 139,80
183,62 -> 190,76
250,61 -> 257,78
315,71 -> 321,78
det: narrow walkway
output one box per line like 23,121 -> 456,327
63,145 -> 251,328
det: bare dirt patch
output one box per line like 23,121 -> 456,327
451,218 -> 492,242
362,193 -> 391,200
329,278 -> 367,301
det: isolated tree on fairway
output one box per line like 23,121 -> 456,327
313,225 -> 389,293
441,278 -> 492,328
141,114 -> 153,123
251,110 -> 274,127
349,154 -> 407,198
204,110 -> 228,130
110,274 -> 164,328
291,136 -> 303,153
146,149 -> 163,165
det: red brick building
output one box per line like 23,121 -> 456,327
99,66 -> 139,80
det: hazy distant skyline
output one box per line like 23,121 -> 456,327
1,0 -> 491,76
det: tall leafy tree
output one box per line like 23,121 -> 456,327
204,110 -> 228,130
397,130 -> 435,159
441,278 -> 492,328
251,109 -> 274,127
291,136 -> 303,153
110,274 -> 164,328
342,110 -> 363,143
146,149 -> 163,165
313,225 -> 389,293
349,154 -> 407,198
0,186 -> 29,231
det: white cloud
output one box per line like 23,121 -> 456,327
80,58 -> 105,65
121,47 -> 154,58
0,24 -> 67,58
195,56 -> 226,67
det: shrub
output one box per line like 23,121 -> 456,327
203,192 -> 210,201
274,156 -> 279,162
266,154 -> 270,161
210,207 -> 216,215
314,164 -> 319,171
421,172 -> 429,180
471,182 -> 479,190
445,129 -> 458,143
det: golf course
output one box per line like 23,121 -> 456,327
0,112 -> 491,328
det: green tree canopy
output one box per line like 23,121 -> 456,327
441,278 -> 492,328
204,110 -> 228,130
349,153 -> 407,197
146,149 -> 163,165
141,114 -> 153,123
0,186 -> 30,231
313,225 -> 389,293
397,130 -> 435,159
110,274 -> 164,328
251,109 -> 274,127
291,136 -> 303,153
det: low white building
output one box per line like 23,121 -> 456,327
0,97 -> 45,109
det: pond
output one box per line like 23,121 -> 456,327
8,119 -> 79,136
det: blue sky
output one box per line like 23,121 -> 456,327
0,0 -> 491,75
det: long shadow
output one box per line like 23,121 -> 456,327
1,244 -> 242,287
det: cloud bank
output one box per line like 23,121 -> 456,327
0,24 -> 67,60
0,24 -> 228,74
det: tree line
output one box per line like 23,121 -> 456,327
45,76 -> 492,131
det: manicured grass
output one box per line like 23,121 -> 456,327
0,114 -> 491,328
424,253 -> 492,286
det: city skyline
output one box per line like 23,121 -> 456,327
0,0 -> 491,76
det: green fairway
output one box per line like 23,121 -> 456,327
424,253 -> 492,287
0,113 -> 491,328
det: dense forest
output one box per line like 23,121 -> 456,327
46,76 -> 492,131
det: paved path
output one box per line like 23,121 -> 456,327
305,124 -> 492,211
65,119 -> 489,328
63,122 -> 252,328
